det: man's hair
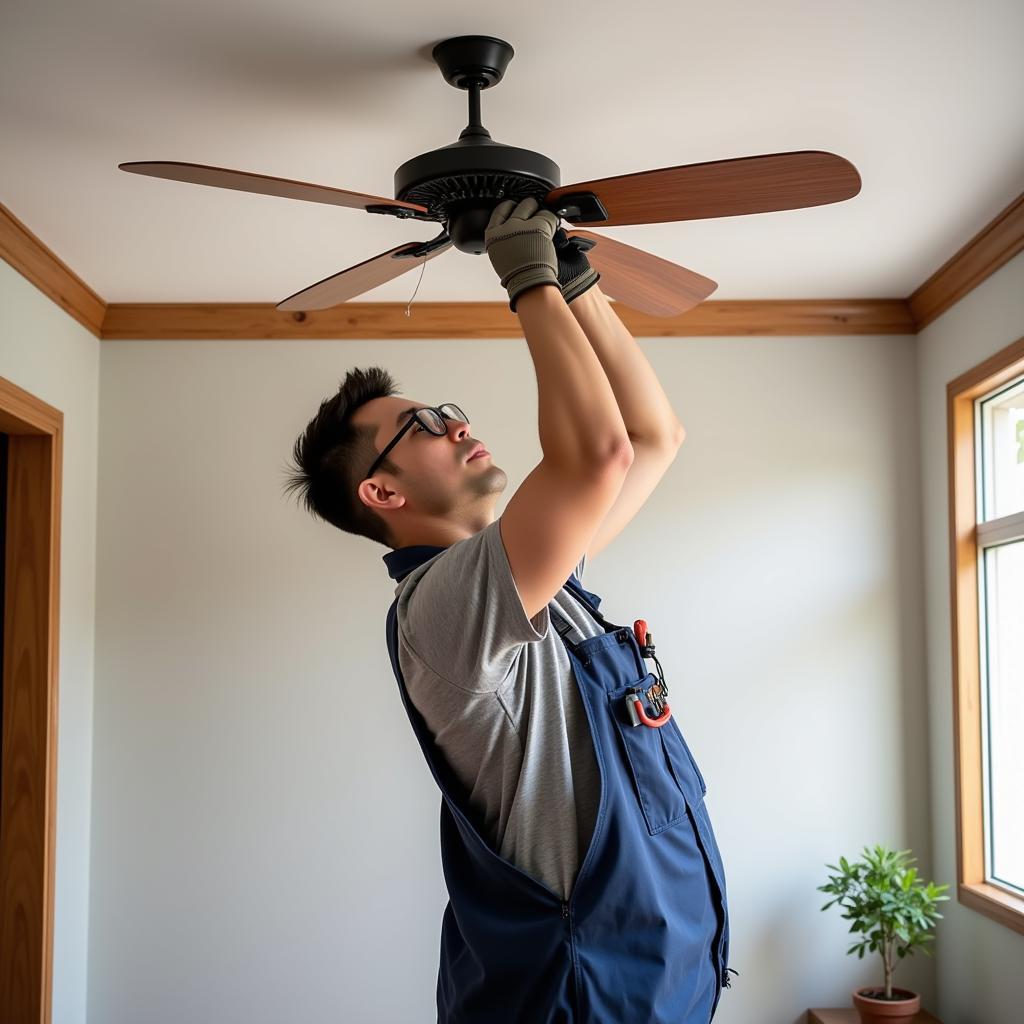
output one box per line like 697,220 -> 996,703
282,365 -> 404,549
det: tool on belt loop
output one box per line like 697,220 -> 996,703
625,619 -> 672,728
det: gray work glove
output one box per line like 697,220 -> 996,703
553,227 -> 601,305
484,197 -> 560,312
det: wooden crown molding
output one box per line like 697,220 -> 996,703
2,192 -> 1022,339
0,202 -> 105,337
99,299 -> 914,339
908,193 -> 1024,331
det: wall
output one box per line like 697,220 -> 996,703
916,250 -> 1024,1024
0,260 -> 100,1024
87,325 -> 931,1022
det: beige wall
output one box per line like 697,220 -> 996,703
916,250 -> 1024,1024
85,324 -> 929,1022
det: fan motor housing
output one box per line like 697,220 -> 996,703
395,138 -> 561,253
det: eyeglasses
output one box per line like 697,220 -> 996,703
363,403 -> 470,480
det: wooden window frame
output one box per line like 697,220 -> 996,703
947,332 -> 1024,935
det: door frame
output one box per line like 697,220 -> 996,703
0,374 -> 63,1024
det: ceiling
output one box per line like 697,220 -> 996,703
2,0 -> 1022,305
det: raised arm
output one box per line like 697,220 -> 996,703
553,235 -> 685,560
483,198 -> 634,620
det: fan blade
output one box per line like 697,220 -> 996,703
119,161 -> 430,217
567,230 -> 716,317
547,151 -> 861,226
276,238 -> 453,311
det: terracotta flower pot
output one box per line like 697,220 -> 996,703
852,986 -> 921,1024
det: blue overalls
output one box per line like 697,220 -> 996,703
383,544 -> 735,1022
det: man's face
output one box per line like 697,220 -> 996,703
353,396 -> 507,522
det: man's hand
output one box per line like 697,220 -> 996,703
484,197 -> 561,312
553,227 -> 601,305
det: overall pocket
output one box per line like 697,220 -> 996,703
607,675 -> 706,835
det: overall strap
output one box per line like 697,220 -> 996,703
550,575 -> 623,650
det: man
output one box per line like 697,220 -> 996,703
284,198 -> 734,1022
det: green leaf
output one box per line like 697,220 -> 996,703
820,846 -> 948,955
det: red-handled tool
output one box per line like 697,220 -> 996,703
625,619 -> 672,727
630,692 -> 672,728
633,618 -> 651,651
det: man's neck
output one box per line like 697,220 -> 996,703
394,516 -> 495,550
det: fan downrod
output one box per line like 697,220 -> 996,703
395,34 -> 558,254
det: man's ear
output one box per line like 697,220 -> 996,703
358,478 -> 406,512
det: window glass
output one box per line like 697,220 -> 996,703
980,539 -> 1024,894
980,376 -> 1024,522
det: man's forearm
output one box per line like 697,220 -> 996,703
567,284 -> 685,445
515,284 -> 633,469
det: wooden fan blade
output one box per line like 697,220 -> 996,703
119,161 -> 430,217
567,230 -> 717,317
276,239 -> 453,311
548,151 -> 861,226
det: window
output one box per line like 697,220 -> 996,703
948,333 -> 1024,935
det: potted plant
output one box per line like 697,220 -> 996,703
818,844 -> 950,1024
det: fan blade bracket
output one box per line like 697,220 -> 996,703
364,203 -> 437,222
392,232 -> 452,259
365,204 -> 416,218
549,192 -> 609,224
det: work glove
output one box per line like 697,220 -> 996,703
484,197 -> 560,312
553,227 -> 601,305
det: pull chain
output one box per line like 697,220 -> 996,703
405,261 -> 427,317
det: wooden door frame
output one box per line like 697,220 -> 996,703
0,374 -> 63,1024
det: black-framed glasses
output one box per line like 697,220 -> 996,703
363,403 -> 469,480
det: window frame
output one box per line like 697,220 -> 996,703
947,331 -> 1024,935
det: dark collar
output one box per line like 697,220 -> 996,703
383,541 -> 602,613
383,544 -> 450,582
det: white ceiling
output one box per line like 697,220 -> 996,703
2,0 -> 1022,305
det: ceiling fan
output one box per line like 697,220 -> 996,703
119,35 -> 862,318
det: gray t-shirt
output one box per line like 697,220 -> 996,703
393,517 -> 606,901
